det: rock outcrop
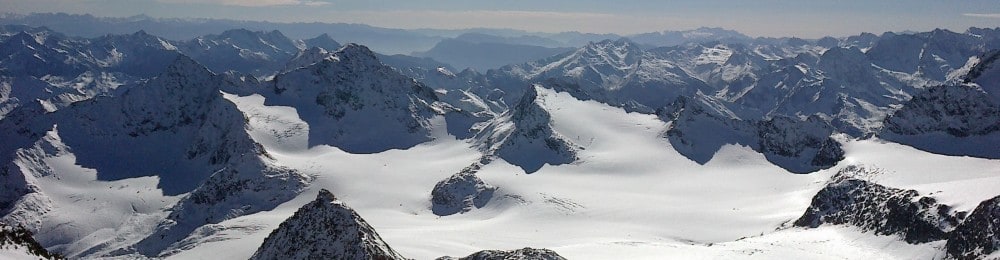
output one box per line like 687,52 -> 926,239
250,189 -> 407,260
437,247 -> 567,260
946,195 -> 1000,260
794,166 -> 963,243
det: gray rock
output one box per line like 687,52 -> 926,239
431,165 -> 497,216
437,247 -> 567,260
250,189 -> 407,260
947,195 -> 1000,260
794,166 -> 963,243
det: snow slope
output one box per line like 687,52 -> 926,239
157,86 -> 1000,259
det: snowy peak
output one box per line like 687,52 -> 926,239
476,86 -> 581,173
250,189 -> 407,260
581,38 -> 642,67
271,42 -> 441,153
0,30 -> 85,77
123,54 -> 221,112
284,46 -> 332,72
331,43 -> 382,68
183,28 -> 300,76
663,95 -> 843,173
87,30 -> 180,75
880,83 -> 1000,158
967,51 -> 1000,101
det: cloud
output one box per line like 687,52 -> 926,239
963,13 -> 1000,18
156,0 -> 330,7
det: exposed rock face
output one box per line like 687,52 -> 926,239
794,166 -> 963,243
661,96 -> 844,173
882,84 -> 1000,137
271,43 -> 444,153
498,38 -> 713,112
250,189 -> 407,260
947,195 -> 1000,260
0,56 -> 310,257
755,115 -> 845,169
475,86 -> 581,173
431,163 -> 497,216
879,84 -> 1000,159
0,222 -> 62,259
437,247 -> 567,260
181,29 -> 300,76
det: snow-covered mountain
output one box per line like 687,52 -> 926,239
180,29 -> 301,76
498,38 -> 713,112
250,189 -> 406,260
946,195 -> 1000,260
0,222 -> 62,259
795,166 -> 1000,259
431,164 -> 497,216
473,85 -> 581,173
880,51 -> 1000,158
661,95 -> 844,173
0,25 -> 998,260
0,55 -> 308,258
268,43 -> 446,153
794,166 -> 962,243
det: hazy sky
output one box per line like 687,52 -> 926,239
2,0 -> 999,37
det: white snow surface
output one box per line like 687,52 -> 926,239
154,87 -> 1000,259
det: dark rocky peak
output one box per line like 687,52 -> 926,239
283,46 -> 332,72
333,43 -> 382,67
965,50 -> 1000,83
947,195 -> 1000,260
784,37 -> 810,47
92,30 -> 172,48
511,84 -> 541,121
261,29 -> 300,51
1,31 -> 43,47
816,36 -> 840,48
216,28 -> 259,42
866,32 -> 925,73
0,222 -> 63,259
249,189 -> 407,260
663,95 -> 843,173
202,28 -> 298,55
0,30 -> 87,77
879,83 -> 1000,159
431,165 -> 497,216
882,84 -> 1000,137
271,42 -> 441,153
818,46 -> 870,71
967,50 -> 1000,101
473,86 -> 580,174
795,166 -> 965,243
304,33 -> 342,51
142,54 -> 220,97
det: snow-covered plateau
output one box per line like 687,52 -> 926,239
0,24 -> 998,259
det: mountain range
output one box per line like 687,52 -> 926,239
0,19 -> 998,259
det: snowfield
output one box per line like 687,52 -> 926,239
2,23 -> 999,260
158,87 -> 1000,259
